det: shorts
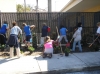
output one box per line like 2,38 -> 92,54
26,35 -> 31,42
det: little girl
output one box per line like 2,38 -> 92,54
43,36 -> 56,58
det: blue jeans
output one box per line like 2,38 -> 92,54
72,41 -> 82,52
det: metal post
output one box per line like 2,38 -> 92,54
36,0 -> 38,12
55,1 -> 56,11
0,10 -> 2,27
48,0 -> 52,12
24,0 -> 26,12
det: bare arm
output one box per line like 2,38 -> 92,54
30,25 -> 35,28
66,28 -> 68,32
17,26 -> 22,34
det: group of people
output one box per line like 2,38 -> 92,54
40,22 -> 100,58
0,21 -> 35,58
0,21 -> 100,58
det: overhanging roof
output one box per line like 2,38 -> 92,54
61,0 -> 100,12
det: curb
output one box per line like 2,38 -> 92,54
27,66 -> 100,74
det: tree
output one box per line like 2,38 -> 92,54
16,4 -> 33,12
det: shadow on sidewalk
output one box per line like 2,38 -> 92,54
0,57 -> 19,64
26,54 -> 69,74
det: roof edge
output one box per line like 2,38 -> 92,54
60,0 -> 83,12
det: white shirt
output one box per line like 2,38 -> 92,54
73,29 -> 81,42
96,27 -> 100,34
78,27 -> 82,31
10,26 -> 22,35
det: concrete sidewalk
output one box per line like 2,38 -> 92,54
0,52 -> 100,74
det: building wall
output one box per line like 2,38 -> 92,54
83,5 -> 100,12
0,0 -> 16,12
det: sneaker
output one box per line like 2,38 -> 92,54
48,53 -> 52,58
43,53 -> 47,58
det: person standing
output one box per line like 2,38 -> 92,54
72,22 -> 82,52
96,22 -> 100,44
0,21 -> 9,47
23,23 -> 35,49
40,23 -> 49,47
77,22 -> 82,32
58,25 -> 68,43
7,22 -> 22,58
96,22 -> 100,35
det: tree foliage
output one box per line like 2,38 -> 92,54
16,4 -> 33,12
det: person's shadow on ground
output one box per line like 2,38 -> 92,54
0,57 -> 19,64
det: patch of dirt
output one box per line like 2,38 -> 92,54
0,51 -> 43,58
0,46 -> 44,58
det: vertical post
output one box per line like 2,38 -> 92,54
36,0 -> 40,44
48,0 -> 52,12
36,0 -> 38,12
0,10 -> 2,27
55,1 -> 56,11
24,0 -> 26,12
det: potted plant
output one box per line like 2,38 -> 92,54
64,47 -> 70,56
53,41 -> 60,54
53,46 -> 60,54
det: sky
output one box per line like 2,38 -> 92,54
16,0 -> 70,12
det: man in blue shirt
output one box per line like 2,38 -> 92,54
58,25 -> 68,43
0,21 -> 9,47
40,23 -> 49,46
23,23 -> 35,49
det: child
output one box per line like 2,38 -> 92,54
96,22 -> 100,35
96,22 -> 100,44
0,21 -> 9,50
77,22 -> 82,32
43,36 -> 56,58
58,25 -> 68,43
7,21 -> 22,58
23,23 -> 35,51
72,22 -> 82,52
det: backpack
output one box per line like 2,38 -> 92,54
47,27 -> 50,32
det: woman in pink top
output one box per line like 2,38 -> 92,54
43,36 -> 54,58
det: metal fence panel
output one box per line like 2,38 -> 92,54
0,12 -> 100,43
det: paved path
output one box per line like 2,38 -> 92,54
0,52 -> 100,74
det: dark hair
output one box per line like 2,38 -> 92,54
77,22 -> 82,27
12,21 -> 17,26
4,21 -> 8,24
60,25 -> 64,29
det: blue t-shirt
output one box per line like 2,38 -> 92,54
0,24 -> 8,34
24,25 -> 31,36
42,26 -> 48,37
60,28 -> 67,35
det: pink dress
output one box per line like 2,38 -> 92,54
44,40 -> 54,54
